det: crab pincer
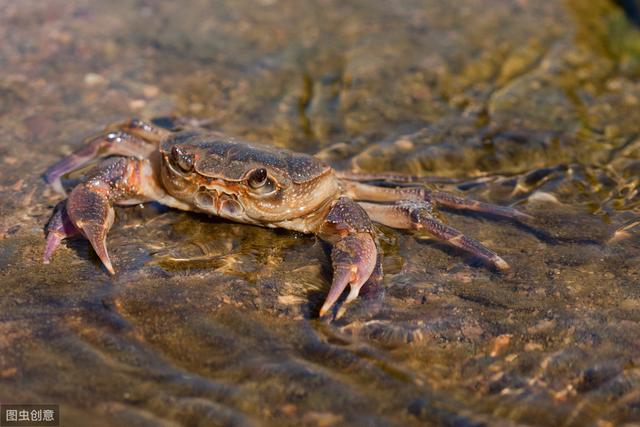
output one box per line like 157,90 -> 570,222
43,201 -> 80,264
45,156 -> 153,274
318,197 -> 382,317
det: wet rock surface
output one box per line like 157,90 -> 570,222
1,0 -> 639,425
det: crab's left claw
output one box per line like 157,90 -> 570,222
320,233 -> 378,317
318,197 -> 382,318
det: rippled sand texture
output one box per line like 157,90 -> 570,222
1,0 -> 639,425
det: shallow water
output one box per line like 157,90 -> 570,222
1,0 -> 639,425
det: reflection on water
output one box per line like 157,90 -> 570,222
0,0 -> 639,425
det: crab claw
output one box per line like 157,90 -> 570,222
320,233 -> 377,317
43,184 -> 116,275
67,181 -> 116,274
44,201 -> 80,263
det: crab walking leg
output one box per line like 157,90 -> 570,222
317,197 -> 380,317
431,190 -> 532,220
45,155 -> 191,274
342,180 -> 530,221
360,201 -> 510,270
44,131 -> 157,194
336,171 -> 455,185
109,118 -> 171,143
43,119 -> 170,194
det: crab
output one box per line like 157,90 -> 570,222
43,119 -> 530,318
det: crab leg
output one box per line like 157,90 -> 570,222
430,190 -> 531,220
336,171 -> 455,185
44,119 -> 167,194
317,197 -> 381,317
342,180 -> 530,220
110,118 -> 171,143
359,201 -> 510,270
44,156 -> 189,274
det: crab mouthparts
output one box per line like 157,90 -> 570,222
193,186 -> 244,218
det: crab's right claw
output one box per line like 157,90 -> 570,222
43,183 -> 116,275
44,158 -> 139,275
44,201 -> 80,264
66,182 -> 117,274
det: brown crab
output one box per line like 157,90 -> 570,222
43,119 -> 530,317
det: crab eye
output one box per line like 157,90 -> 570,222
247,168 -> 276,194
170,146 -> 194,173
248,168 -> 268,188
